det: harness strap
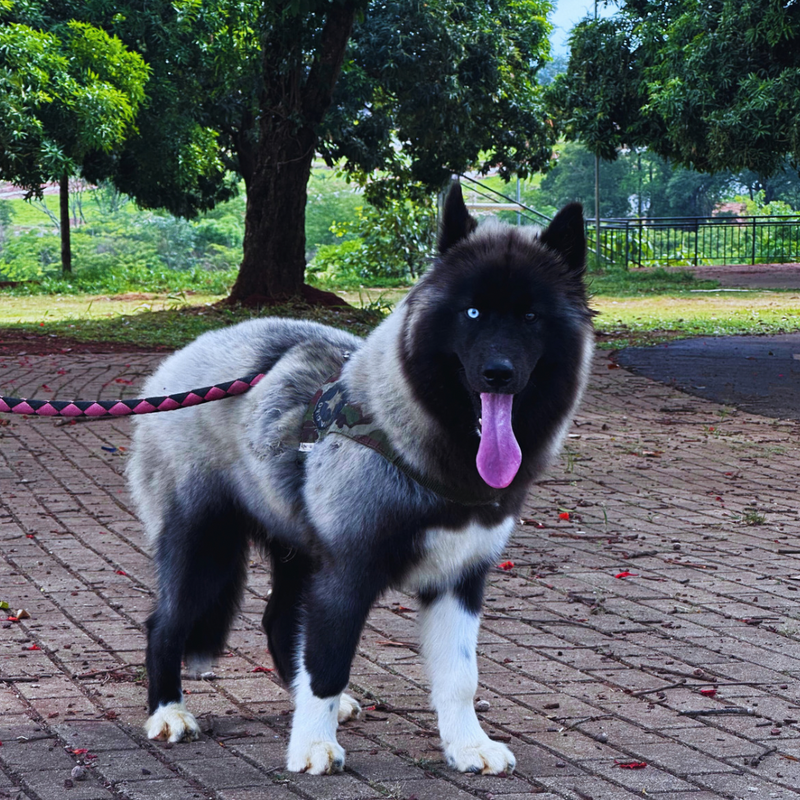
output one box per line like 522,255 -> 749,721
298,374 -> 499,507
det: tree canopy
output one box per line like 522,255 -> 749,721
0,3 -> 148,271
0,9 -> 148,195
321,0 -> 555,203
16,0 -> 554,301
549,0 -> 800,178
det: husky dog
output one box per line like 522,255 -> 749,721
128,183 -> 594,775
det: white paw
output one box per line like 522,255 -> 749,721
338,693 -> 361,723
444,738 -> 516,775
286,740 -> 346,774
145,701 -> 201,743
185,655 -> 215,680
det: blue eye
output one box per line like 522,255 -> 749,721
466,308 -> 480,320
525,312 -> 537,322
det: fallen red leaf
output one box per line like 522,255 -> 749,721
251,666 -> 273,673
700,688 -> 717,696
615,760 -> 647,769
72,749 -> 88,755
26,644 -> 40,651
115,570 -> 127,576
558,512 -> 570,521
6,616 -> 18,623
615,571 -> 638,579
498,561 -> 515,571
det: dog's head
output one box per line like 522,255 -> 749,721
403,181 -> 593,490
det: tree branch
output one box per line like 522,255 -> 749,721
302,1 -> 357,126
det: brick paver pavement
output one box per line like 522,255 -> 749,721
1,348 -> 799,799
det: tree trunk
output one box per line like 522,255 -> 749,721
227,2 -> 356,305
230,128 -> 316,303
60,172 -> 71,274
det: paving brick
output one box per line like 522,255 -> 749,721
17,770 -> 114,800
110,778 -> 210,800
3,351 -> 800,799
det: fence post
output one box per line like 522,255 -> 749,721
752,218 -> 757,265
625,221 -> 630,271
694,220 -> 699,267
638,218 -> 643,270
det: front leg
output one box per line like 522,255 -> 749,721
419,570 -> 516,775
286,648 -> 346,775
286,565 -> 380,774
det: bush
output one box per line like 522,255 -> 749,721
0,190 -> 243,292
308,197 -> 435,288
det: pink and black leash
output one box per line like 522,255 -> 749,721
0,373 -> 265,419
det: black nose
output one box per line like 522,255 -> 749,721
482,359 -> 514,388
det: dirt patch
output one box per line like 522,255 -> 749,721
649,263 -> 800,290
0,329 -> 171,355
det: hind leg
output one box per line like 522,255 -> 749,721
145,496 -> 249,742
261,543 -> 312,685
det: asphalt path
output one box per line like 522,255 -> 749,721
614,333 -> 800,420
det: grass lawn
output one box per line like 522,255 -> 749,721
1,283 -> 799,351
591,290 -> 800,346
0,290 -> 384,349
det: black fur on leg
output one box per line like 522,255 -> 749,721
146,609 -> 186,713
418,562 -> 490,616
262,543 -> 315,686
302,563 -> 384,699
146,485 -> 251,714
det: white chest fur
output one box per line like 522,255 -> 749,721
401,517 -> 516,594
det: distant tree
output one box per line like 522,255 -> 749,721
655,167 -> 732,218
537,52 -> 569,87
0,10 -> 147,273
736,163 -> 800,208
535,143 -> 734,219
539,142 -> 632,218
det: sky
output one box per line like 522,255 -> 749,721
549,0 -> 617,55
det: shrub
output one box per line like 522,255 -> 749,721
308,197 -> 435,288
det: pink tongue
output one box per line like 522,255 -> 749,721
476,393 -> 522,488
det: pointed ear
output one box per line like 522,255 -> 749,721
438,181 -> 477,254
540,203 -> 586,274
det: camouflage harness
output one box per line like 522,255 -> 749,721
297,374 -> 498,507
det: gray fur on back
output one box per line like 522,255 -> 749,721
127,318 -> 361,548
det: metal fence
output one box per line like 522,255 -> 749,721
456,176 -> 800,270
593,215 -> 800,269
